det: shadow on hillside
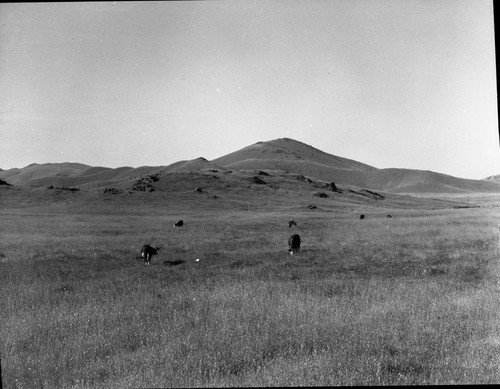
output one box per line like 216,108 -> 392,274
164,259 -> 185,266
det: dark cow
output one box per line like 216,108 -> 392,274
288,220 -> 297,228
288,234 -> 301,254
174,220 -> 184,228
141,244 -> 160,266
387,215 -> 392,218
359,214 -> 365,219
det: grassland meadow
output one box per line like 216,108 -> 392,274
1,189 -> 499,387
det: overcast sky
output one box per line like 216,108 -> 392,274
0,0 -> 497,179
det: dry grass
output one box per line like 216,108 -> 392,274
1,190 -> 499,387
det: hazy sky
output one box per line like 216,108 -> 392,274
1,0 -> 497,179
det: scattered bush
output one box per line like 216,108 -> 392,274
250,177 -> 267,185
103,188 -> 120,195
47,185 -> 80,192
326,182 -> 342,193
130,174 -> 159,191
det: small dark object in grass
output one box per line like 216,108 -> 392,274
55,285 -> 74,293
164,260 -> 185,266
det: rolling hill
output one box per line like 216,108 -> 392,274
0,162 -> 91,186
212,138 -> 500,194
212,138 -> 376,173
1,138 -> 499,195
484,174 -> 500,183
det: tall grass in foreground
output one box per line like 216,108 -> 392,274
1,207 -> 500,387
2,278 -> 499,387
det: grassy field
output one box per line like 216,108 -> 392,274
1,187 -> 500,387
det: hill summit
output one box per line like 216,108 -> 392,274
212,138 -> 500,193
212,138 -> 376,173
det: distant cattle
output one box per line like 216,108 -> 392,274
174,220 -> 184,228
360,214 -> 365,219
288,220 -> 297,228
288,234 -> 301,254
387,215 -> 392,218
141,244 -> 160,266
194,187 -> 203,193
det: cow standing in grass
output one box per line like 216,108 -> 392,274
141,245 -> 160,266
288,234 -> 301,255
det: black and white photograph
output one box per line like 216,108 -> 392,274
0,0 -> 498,386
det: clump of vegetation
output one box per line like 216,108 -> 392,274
349,188 -> 384,200
314,192 -> 329,198
360,189 -> 385,200
326,182 -> 342,193
148,173 -> 160,182
130,175 -> 158,192
47,185 -> 80,192
250,176 -> 267,185
296,174 -> 312,183
103,188 -> 121,195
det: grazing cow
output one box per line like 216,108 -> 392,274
174,220 -> 184,228
141,244 -> 160,266
288,234 -> 301,255
360,214 -> 365,219
288,220 -> 297,228
387,215 -> 392,218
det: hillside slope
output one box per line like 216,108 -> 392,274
484,174 -> 500,183
1,138 -> 499,194
0,163 -> 91,186
162,157 -> 224,173
213,138 -> 376,173
212,138 -> 500,193
366,168 -> 500,193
